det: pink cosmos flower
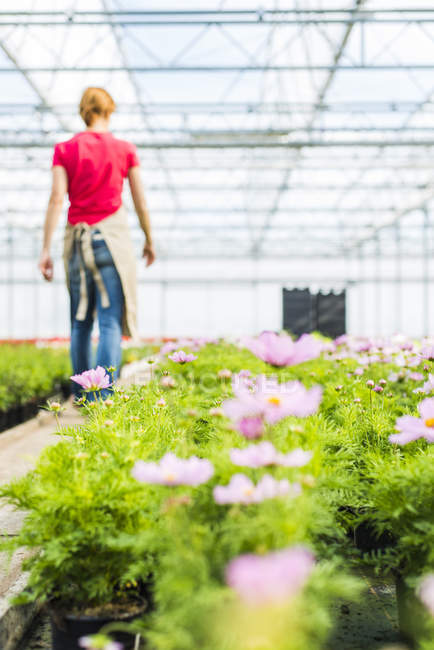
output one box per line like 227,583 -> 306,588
239,416 -> 264,439
213,474 -> 299,505
168,350 -> 197,364
232,370 -> 255,390
420,345 -> 434,361
160,375 -> 176,388
71,366 -> 111,392
242,331 -> 322,367
421,374 -> 434,394
222,376 -> 322,436
225,546 -> 315,606
418,574 -> 434,617
255,376 -> 322,424
132,452 -> 214,486
389,397 -> 434,445
230,442 -> 312,468
160,341 -> 179,355
223,384 -> 263,423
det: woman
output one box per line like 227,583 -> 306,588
39,87 -> 155,398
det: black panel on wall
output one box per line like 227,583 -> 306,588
282,288 -> 346,338
315,291 -> 346,338
282,289 -> 313,336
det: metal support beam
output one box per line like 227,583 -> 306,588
1,65 -> 434,72
4,140 -> 434,148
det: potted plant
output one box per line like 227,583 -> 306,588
364,449 -> 434,645
0,423 -> 154,649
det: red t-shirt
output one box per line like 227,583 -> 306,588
52,131 -> 140,225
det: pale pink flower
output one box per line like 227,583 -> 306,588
160,341 -> 179,355
421,374 -> 434,394
222,376 -> 322,434
389,397 -> 434,445
230,441 -> 277,467
230,442 -> 312,468
239,416 -> 264,439
225,546 -> 315,606
418,574 -> 434,616
132,452 -> 214,486
420,345 -> 434,361
168,350 -> 197,364
79,637 -> 123,650
232,370 -> 254,390
218,369 -> 232,379
71,366 -> 111,391
213,474 -> 298,505
242,331 -> 322,367
254,376 -> 322,424
160,375 -> 176,388
222,385 -> 263,423
209,407 -> 224,417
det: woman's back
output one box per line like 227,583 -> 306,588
53,131 -> 139,225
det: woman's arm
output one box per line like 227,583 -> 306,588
39,166 -> 68,281
127,166 -> 156,267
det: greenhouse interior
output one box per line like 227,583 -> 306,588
0,2 -> 433,650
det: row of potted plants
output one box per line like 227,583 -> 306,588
0,342 -> 159,433
0,343 -> 71,431
1,332 -> 433,649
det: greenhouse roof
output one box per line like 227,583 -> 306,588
1,0 -> 434,261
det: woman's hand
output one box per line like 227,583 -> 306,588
143,242 -> 156,267
39,250 -> 54,281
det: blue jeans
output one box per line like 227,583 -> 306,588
69,231 -> 124,399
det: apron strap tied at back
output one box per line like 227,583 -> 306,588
73,224 -> 110,321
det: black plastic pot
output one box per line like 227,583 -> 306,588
353,519 -> 395,553
50,602 -> 146,650
0,392 -> 63,434
338,505 -> 395,552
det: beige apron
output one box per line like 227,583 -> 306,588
63,205 -> 138,340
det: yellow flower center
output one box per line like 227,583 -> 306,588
243,487 -> 254,496
267,396 -> 281,406
425,418 -> 434,428
164,472 -> 177,483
